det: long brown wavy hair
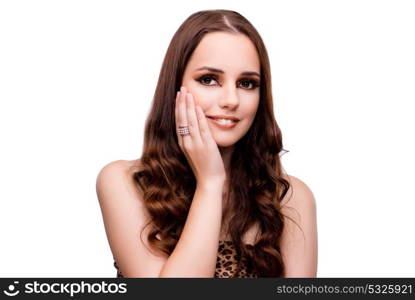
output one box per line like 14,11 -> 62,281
131,9 -> 293,277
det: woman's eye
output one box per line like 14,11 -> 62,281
197,75 -> 218,86
239,79 -> 260,90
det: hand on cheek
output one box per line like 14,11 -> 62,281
175,86 -> 226,184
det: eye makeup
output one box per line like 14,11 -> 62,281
195,73 -> 260,90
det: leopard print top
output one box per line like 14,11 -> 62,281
214,240 -> 259,278
114,240 -> 259,278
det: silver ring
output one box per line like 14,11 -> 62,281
178,126 -> 190,136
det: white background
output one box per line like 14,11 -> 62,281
1,0 -> 414,277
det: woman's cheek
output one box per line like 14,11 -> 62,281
188,91 -> 199,107
188,89 -> 203,107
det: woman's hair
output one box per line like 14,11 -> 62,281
132,9 -> 293,277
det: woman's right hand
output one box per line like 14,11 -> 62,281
175,86 -> 226,186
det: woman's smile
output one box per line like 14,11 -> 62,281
207,117 -> 239,129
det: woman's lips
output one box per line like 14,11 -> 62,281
207,117 -> 239,129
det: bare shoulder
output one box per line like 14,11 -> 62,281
96,159 -> 168,277
96,159 -> 143,197
280,174 -> 316,210
279,174 -> 318,277
96,159 -> 142,181
95,158 -> 148,221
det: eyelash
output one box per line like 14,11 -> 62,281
195,74 -> 260,90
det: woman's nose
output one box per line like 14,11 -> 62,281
219,83 -> 239,110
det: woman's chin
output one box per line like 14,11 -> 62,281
215,138 -> 237,148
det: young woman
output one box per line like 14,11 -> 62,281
96,9 -> 318,278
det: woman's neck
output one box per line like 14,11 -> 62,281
219,145 -> 234,176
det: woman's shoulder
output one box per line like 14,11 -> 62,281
280,174 -> 316,209
96,158 -> 145,204
97,159 -> 142,178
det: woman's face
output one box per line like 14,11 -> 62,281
181,32 -> 261,148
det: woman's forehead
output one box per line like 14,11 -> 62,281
186,32 -> 260,74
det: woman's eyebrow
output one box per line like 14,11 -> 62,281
195,66 -> 260,78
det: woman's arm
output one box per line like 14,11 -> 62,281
279,175 -> 318,277
96,160 -> 224,278
158,180 -> 224,277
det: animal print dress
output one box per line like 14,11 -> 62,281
114,240 -> 259,278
